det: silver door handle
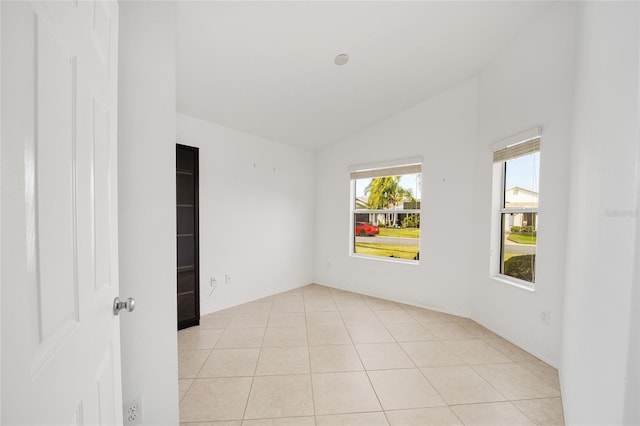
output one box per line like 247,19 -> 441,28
113,297 -> 136,315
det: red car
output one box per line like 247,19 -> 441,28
355,222 -> 379,236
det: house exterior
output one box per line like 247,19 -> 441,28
504,187 -> 538,231
354,197 -> 420,227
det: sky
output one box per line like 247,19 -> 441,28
505,152 -> 540,193
354,151 -> 539,201
355,173 -> 421,199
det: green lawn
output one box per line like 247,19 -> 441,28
507,233 -> 537,245
355,242 -> 419,260
378,227 -> 420,238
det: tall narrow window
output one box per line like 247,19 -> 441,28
350,161 -> 421,262
494,138 -> 540,284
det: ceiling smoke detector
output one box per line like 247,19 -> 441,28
334,54 -> 349,65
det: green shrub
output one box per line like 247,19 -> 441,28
523,226 -> 535,233
504,255 -> 535,282
510,226 -> 521,233
402,214 -> 420,228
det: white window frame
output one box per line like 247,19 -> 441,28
489,128 -> 541,290
348,157 -> 422,265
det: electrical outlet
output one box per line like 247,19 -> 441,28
123,398 -> 143,425
540,311 -> 551,325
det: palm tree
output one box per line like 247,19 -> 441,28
364,176 -> 413,226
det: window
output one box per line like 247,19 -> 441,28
493,137 -> 540,285
350,160 -> 421,262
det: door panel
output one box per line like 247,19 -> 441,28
34,10 -> 79,351
93,99 -> 112,292
1,1 -> 122,424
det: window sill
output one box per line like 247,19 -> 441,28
490,274 -> 535,292
351,253 -> 419,266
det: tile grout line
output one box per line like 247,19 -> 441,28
185,285 -> 563,425
239,300 -> 272,423
450,399 -> 540,426
327,290 -> 389,423
177,328 -> 219,414
302,287 -> 319,426
388,304 -> 456,417
336,290 -> 389,422
343,295 -> 505,424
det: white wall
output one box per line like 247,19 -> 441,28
177,113 -> 315,314
314,79 -> 478,316
470,3 -> 578,367
118,3 -> 179,425
562,2 -> 639,424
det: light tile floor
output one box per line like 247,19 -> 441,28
179,284 -> 564,426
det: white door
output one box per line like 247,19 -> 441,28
1,1 -> 123,424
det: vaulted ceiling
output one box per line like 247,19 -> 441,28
177,1 -> 554,150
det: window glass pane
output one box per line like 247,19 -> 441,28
354,178 -> 369,210
501,212 -> 537,282
504,152 -> 539,208
354,214 -> 420,260
352,172 -> 421,261
354,173 -> 421,212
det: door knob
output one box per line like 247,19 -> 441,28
113,297 -> 136,315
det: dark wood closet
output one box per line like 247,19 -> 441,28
176,144 -> 200,330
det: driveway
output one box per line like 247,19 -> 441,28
355,236 -> 419,247
503,239 -> 536,255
